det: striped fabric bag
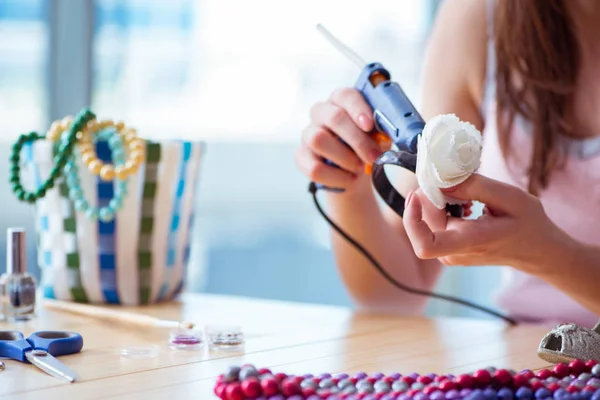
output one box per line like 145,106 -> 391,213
21,138 -> 204,305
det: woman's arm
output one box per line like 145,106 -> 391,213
533,234 -> 600,317
327,0 -> 491,313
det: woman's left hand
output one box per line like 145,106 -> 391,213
403,173 -> 569,273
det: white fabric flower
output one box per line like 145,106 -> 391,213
415,113 -> 483,209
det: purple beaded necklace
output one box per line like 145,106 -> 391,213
213,359 -> 600,400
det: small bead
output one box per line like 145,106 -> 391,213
454,374 -> 474,388
419,375 -> 434,385
586,361 -> 599,371
473,370 -> 492,385
531,378 -> 545,391
81,151 -> 96,165
494,369 -> 513,385
125,160 -> 140,174
88,159 -> 103,175
431,391 -> 446,400
438,380 -> 456,392
592,365 -> 600,376
592,389 -> 600,400
69,188 -> 83,201
282,377 -> 301,397
115,166 -> 128,180
517,387 -> 534,399
319,378 -> 335,388
35,187 -> 47,198
571,360 -> 587,375
85,208 -> 98,220
130,150 -> 145,163
238,365 -> 259,380
112,149 -> 125,162
109,135 -> 123,148
446,389 -> 461,400
74,199 -> 88,211
124,131 -> 137,143
342,386 -> 357,395
99,165 -> 115,181
587,378 -> 600,388
224,383 -> 242,400
581,374 -> 593,383
392,380 -> 409,392
513,373 -> 529,387
411,382 -> 425,390
129,138 -> 145,150
374,381 -> 391,393
536,388 -> 552,399
547,383 -> 562,393
554,388 -> 569,398
483,388 -> 497,400
573,380 -> 587,389
415,393 -> 430,400
537,370 -> 554,380
24,192 -> 36,203
497,388 -> 514,400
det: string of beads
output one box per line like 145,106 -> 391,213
64,127 -> 129,222
8,108 -> 145,224
214,360 -> 600,400
9,108 -> 95,203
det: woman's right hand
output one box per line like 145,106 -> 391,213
295,87 -> 389,191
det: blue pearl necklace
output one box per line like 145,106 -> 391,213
64,128 -> 129,222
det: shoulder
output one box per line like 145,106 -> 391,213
419,0 -> 490,127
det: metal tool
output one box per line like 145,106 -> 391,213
312,24 -> 462,217
0,330 -> 83,382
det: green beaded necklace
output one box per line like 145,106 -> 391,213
9,108 -> 96,204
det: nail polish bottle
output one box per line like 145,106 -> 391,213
0,228 -> 37,321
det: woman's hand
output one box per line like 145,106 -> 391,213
295,88 -> 390,191
403,173 -> 570,273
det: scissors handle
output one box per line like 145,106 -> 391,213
28,331 -> 83,357
0,331 -> 30,362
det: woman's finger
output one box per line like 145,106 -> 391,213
404,191 -> 474,259
301,125 -> 364,174
310,101 -> 381,165
294,145 -> 357,188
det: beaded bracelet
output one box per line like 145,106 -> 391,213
64,127 -> 129,222
9,109 -> 95,204
213,359 -> 600,400
77,118 -> 146,181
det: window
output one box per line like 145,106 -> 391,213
0,0 -> 48,138
92,0 -> 436,141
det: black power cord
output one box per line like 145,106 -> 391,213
309,182 -> 518,326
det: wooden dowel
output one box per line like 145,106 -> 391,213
42,298 -> 195,329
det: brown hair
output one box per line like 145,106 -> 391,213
494,0 -> 579,195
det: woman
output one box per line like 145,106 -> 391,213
294,0 -> 600,327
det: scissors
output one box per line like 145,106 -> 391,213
0,330 -> 83,382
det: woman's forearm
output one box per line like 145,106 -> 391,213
322,174 -> 442,315
534,234 -> 600,317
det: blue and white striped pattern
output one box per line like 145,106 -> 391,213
96,140 -> 119,303
24,139 -> 204,305
168,142 -> 203,298
158,141 -> 192,300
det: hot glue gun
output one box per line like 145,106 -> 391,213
312,24 -> 462,218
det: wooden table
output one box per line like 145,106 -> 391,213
1,293 -> 552,399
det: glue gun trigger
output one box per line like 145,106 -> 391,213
364,131 -> 392,175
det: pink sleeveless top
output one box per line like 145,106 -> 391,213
480,0 -> 600,327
